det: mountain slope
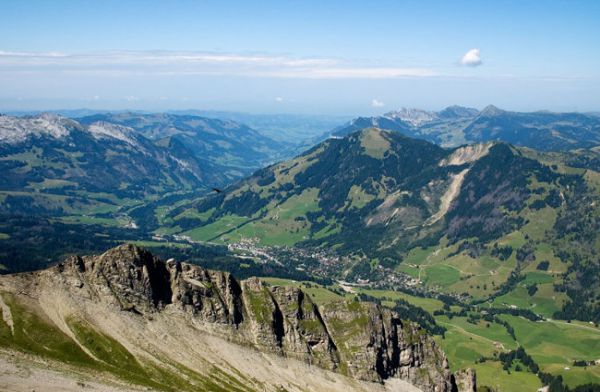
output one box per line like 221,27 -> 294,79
0,113 -> 215,216
169,109 -> 352,145
461,106 -> 600,150
0,244 -> 472,392
332,106 -> 600,151
168,128 -> 557,254
164,128 -> 600,322
78,112 -> 288,179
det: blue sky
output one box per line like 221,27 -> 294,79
1,0 -> 599,114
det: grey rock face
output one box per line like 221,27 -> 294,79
453,368 -> 477,392
54,244 -> 475,392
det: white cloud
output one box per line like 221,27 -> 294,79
371,99 -> 385,107
0,50 -> 67,58
0,50 -> 334,67
460,48 -> 482,67
275,97 -> 284,102
0,49 -> 437,80
279,67 -> 436,79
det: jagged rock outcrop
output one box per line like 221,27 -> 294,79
453,369 -> 477,392
46,244 -> 474,392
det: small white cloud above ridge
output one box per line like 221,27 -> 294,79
460,48 -> 482,67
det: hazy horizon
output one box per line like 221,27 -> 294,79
3,104 -> 600,119
2,0 -> 599,114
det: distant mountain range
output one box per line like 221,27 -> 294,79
331,105 -> 600,151
0,112 -> 299,216
167,109 -> 351,145
0,113 -> 213,210
7,108 -> 349,151
77,112 -> 288,178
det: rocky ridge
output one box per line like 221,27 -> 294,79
0,244 -> 475,391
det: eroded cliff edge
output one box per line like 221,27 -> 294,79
1,244 -> 475,392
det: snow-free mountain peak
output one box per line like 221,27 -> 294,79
0,113 -> 77,144
384,107 -> 437,126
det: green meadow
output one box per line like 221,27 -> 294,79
499,315 -> 600,387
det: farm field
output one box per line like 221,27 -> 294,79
499,315 -> 600,387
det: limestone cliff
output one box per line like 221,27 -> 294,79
0,244 -> 475,392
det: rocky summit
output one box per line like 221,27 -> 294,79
0,244 -> 474,392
